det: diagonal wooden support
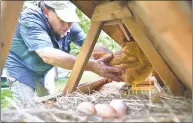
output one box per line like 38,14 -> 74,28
104,19 -> 122,26
63,22 -> 103,94
122,17 -> 185,96
119,23 -> 131,42
1,1 -> 23,72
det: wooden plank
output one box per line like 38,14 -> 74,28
91,1 -> 132,22
104,19 -> 122,26
127,1 -> 192,92
103,25 -> 127,47
132,86 -> 155,90
152,70 -> 165,86
122,18 -> 185,96
135,81 -> 154,86
76,78 -> 110,94
1,1 -> 23,72
119,23 -> 131,41
154,79 -> 164,94
63,21 -> 103,94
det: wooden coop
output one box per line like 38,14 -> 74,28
1,0 -> 192,102
65,0 -> 192,98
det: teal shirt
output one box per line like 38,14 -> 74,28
4,7 -> 86,88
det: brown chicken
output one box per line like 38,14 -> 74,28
92,42 -> 153,85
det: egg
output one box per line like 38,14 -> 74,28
76,102 -> 96,116
109,99 -> 127,117
95,104 -> 117,118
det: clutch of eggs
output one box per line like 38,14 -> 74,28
77,100 -> 128,118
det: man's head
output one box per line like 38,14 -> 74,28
39,1 -> 80,36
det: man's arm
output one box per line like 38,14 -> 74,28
36,47 -> 93,70
36,47 -> 124,82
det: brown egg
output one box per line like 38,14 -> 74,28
77,102 -> 96,116
109,99 -> 127,117
95,104 -> 117,118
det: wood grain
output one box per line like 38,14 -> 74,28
63,21 -> 103,94
127,1 -> 192,92
1,1 -> 23,72
91,1 -> 132,22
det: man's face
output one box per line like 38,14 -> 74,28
43,8 -> 72,36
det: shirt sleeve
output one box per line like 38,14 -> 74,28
20,23 -> 53,51
69,23 -> 86,47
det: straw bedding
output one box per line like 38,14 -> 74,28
1,81 -> 192,122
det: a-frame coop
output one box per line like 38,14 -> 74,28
1,1 -> 192,102
63,1 -> 192,98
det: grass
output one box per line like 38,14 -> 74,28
1,79 -> 13,108
1,88 -> 13,108
55,78 -> 68,92
55,71 -> 101,92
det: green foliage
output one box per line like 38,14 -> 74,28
1,89 -> 13,108
76,9 -> 91,34
70,42 -> 81,56
97,32 -> 121,52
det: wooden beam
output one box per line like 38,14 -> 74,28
104,19 -> 122,26
63,22 -> 103,94
119,23 -> 131,42
154,79 -> 165,94
103,25 -> 127,47
1,1 -> 23,72
76,78 -> 110,94
91,1 -> 132,22
127,1 -> 192,92
122,18 -> 185,96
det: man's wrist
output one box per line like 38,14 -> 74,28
86,59 -> 96,72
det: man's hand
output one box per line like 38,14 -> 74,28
92,44 -> 112,60
91,53 -> 124,82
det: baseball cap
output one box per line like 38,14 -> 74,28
44,1 -> 80,22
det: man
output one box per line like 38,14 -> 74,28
4,1 -> 123,107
